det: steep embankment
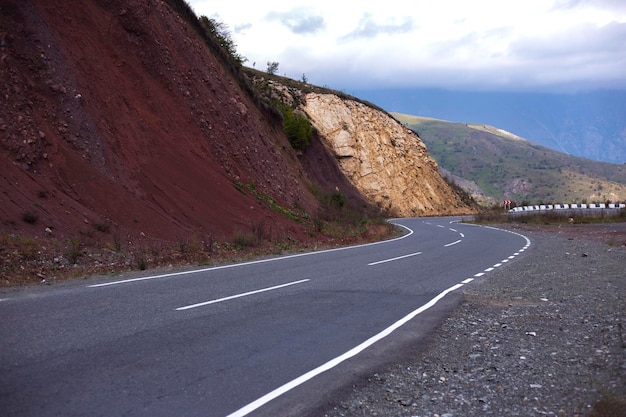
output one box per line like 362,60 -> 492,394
1,0 -> 475,285
301,94 -> 472,217
0,0 -> 318,248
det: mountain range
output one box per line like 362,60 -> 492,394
353,89 -> 626,164
393,113 -> 626,205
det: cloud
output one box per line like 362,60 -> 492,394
552,0 -> 626,12
234,22 -> 252,34
496,22 -> 626,90
342,13 -> 415,40
265,8 -> 325,35
189,0 -> 626,92
510,22 -> 626,61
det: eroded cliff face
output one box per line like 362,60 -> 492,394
301,93 -> 471,216
0,0 -> 320,245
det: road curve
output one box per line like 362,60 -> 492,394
0,217 -> 530,417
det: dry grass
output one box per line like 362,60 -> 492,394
474,209 -> 626,225
0,219 -> 398,287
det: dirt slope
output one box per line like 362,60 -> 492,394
1,0 -> 319,247
1,0 -> 475,285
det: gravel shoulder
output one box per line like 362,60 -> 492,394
322,223 -> 626,417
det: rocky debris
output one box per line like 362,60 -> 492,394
322,224 -> 625,417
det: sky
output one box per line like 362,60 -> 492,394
188,0 -> 626,93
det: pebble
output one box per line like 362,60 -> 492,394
323,227 -> 625,417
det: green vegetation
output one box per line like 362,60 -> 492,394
0,234 -> 38,262
234,182 -> 307,222
66,238 -> 82,264
275,102 -> 313,151
394,113 -> 626,205
198,16 -> 246,64
266,61 -> 279,75
330,191 -> 345,209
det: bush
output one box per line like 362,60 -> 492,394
21,211 -> 38,224
136,251 -> 147,270
233,230 -> 257,249
67,238 -> 82,264
277,103 -> 313,150
330,191 -> 345,209
93,222 -> 111,233
198,15 -> 247,64
266,61 -> 279,75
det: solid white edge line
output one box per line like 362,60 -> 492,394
175,279 -> 310,311
368,252 -> 422,266
89,223 -> 415,288
444,239 -> 462,247
225,282 -> 465,417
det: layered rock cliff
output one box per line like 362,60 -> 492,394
247,73 -> 473,216
301,93 -> 470,216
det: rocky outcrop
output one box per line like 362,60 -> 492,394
301,93 -> 471,216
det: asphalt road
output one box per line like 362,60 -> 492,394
0,217 -> 530,417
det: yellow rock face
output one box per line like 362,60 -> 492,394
302,93 -> 472,217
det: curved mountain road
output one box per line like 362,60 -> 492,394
0,217 -> 530,417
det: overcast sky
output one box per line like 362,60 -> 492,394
188,0 -> 626,92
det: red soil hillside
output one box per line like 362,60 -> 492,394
0,0 -> 333,250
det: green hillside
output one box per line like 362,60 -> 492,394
393,113 -> 626,205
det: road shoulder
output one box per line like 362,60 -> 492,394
320,223 -> 626,417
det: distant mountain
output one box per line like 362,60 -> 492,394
393,113 -> 626,205
352,89 -> 626,164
